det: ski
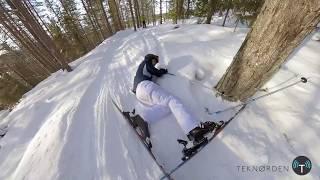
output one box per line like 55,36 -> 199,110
111,98 -> 173,180
160,105 -> 246,180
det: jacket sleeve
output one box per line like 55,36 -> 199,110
145,60 -> 165,77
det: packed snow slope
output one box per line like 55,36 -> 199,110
0,22 -> 320,180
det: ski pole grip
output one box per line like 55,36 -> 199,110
301,77 -> 307,83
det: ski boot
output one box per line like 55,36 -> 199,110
178,138 -> 208,161
187,121 -> 223,143
177,121 -> 224,161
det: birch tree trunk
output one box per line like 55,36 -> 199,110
215,0 -> 320,101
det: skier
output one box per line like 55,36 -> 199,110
142,20 -> 147,28
132,54 -> 217,142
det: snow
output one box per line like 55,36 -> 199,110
0,22 -> 320,180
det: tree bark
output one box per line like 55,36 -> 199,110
215,0 -> 320,101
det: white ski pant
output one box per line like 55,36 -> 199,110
135,80 -> 198,134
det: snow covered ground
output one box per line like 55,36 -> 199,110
0,22 -> 319,180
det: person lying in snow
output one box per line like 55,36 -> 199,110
132,54 -> 218,142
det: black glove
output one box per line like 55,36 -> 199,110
159,68 -> 168,74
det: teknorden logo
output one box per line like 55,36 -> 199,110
292,156 -> 312,175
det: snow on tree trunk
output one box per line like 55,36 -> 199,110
215,0 -> 320,101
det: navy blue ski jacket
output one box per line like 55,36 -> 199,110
132,54 -> 167,93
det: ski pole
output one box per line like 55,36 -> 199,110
166,73 -> 214,91
206,77 -> 308,115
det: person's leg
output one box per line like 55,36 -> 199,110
147,82 -> 199,134
136,81 -> 216,141
135,101 -> 171,123
136,81 -> 153,106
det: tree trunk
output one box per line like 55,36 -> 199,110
117,0 -> 126,29
87,0 -> 105,40
145,1 -> 150,24
81,0 -> 101,42
0,5 -> 56,73
108,0 -> 123,31
140,0 -> 145,23
205,0 -> 215,24
133,0 -> 141,28
97,0 -> 113,36
59,0 -> 93,51
215,0 -> 320,101
127,0 -> 137,31
176,0 -> 184,21
186,0 -> 190,19
174,0 -> 178,24
123,2 -> 131,28
222,8 -> 229,27
13,0 -> 72,72
45,0 -> 73,49
159,0 -> 162,24
26,0 -> 54,38
152,0 -> 156,26
165,0 -> 168,22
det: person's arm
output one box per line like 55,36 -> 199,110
145,60 -> 167,77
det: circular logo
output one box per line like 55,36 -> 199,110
292,156 -> 312,175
